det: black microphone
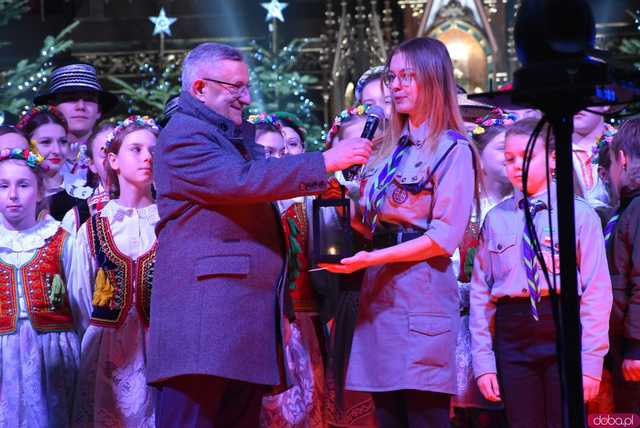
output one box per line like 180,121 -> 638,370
342,105 -> 385,181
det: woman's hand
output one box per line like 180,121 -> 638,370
476,373 -> 501,402
319,251 -> 373,274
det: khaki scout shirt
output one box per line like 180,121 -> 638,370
469,185 -> 613,380
358,123 -> 474,256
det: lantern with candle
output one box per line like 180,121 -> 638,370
312,184 -> 354,263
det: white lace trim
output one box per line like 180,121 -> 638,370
0,215 -> 61,252
99,200 -> 159,224
62,168 -> 92,199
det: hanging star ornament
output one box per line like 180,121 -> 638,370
261,0 -> 288,22
149,8 -> 177,37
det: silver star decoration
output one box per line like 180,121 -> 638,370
261,0 -> 288,22
149,8 -> 177,37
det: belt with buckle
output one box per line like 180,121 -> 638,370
371,230 -> 424,250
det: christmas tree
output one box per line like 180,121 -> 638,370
0,2 -> 78,121
248,39 -> 325,151
107,54 -> 181,119
107,8 -> 181,119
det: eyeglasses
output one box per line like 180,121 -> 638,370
201,78 -> 251,97
382,69 -> 417,87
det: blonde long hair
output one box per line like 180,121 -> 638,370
370,37 -> 481,216
377,37 -> 465,159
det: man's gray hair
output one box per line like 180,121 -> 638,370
181,43 -> 244,92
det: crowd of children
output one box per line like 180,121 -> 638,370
0,46 -> 638,428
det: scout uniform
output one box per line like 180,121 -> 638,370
470,186 -> 612,427
347,123 -> 475,394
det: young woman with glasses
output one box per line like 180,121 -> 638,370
321,37 -> 480,427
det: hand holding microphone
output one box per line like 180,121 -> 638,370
342,105 -> 385,181
322,105 -> 385,174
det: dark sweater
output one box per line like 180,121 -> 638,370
608,188 -> 640,359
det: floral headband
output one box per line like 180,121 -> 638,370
16,105 -> 68,131
247,113 -> 283,132
591,123 -> 618,165
325,104 -> 371,148
272,111 -> 307,137
472,108 -> 518,136
0,148 -> 46,171
105,115 -> 159,150
354,66 -> 385,103
27,137 -> 58,171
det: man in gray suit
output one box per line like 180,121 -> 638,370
148,43 -> 372,427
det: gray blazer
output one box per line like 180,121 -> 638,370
147,92 -> 328,386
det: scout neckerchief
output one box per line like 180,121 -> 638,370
363,129 -> 463,232
603,212 -> 620,247
363,135 -> 412,232
519,198 -> 548,320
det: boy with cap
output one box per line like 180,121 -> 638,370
34,62 -> 118,198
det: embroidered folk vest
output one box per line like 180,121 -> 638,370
281,201 -> 317,313
86,215 -> 156,328
0,228 -> 74,334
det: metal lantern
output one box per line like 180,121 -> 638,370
312,185 -> 354,263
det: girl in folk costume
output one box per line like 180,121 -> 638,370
323,104 -> 385,428
71,116 -> 159,427
16,106 -> 92,226
0,148 -> 88,427
327,103 -> 386,198
451,110 -> 515,428
451,110 -> 516,289
354,65 -> 392,119
274,111 -> 307,156
321,37 -> 478,426
249,113 -> 327,428
61,122 -> 115,233
250,114 -> 288,159
249,113 -> 316,316
85,123 -> 114,213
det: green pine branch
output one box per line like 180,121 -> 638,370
0,0 -> 29,48
248,39 -> 324,150
0,0 -> 29,27
0,20 -> 79,115
107,70 -> 180,118
620,37 -> 640,69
